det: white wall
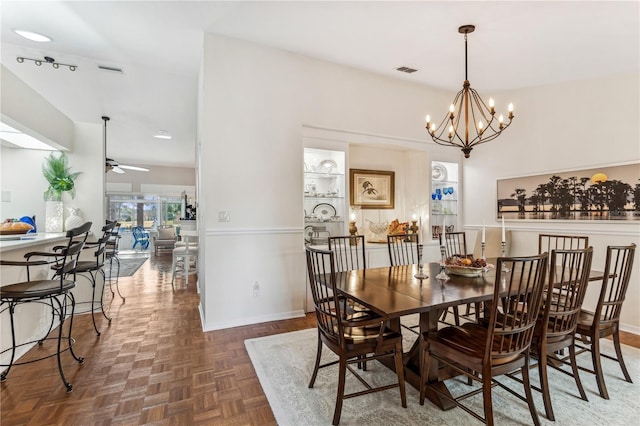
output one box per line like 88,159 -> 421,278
462,72 -> 640,333
200,35 -> 640,334
199,34 -> 454,330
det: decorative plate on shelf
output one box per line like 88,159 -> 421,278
304,225 -> 314,243
432,163 -> 448,182
313,203 -> 336,220
317,159 -> 337,174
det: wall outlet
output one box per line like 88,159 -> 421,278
218,211 -> 230,222
252,281 -> 261,297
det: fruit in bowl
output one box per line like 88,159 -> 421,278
444,256 -> 492,276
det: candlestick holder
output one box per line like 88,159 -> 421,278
481,242 -> 486,260
436,245 -> 449,281
349,221 -> 358,244
409,220 -> 418,236
414,243 -> 429,279
501,241 -> 510,272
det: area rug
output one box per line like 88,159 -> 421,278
105,257 -> 147,278
246,327 -> 640,426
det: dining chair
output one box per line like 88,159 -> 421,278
527,247 -> 593,421
328,235 -> 366,272
420,252 -> 549,426
439,231 -> 476,325
574,243 -> 636,399
538,234 -> 589,254
387,233 -> 419,266
0,222 -> 92,392
306,246 -> 406,425
74,221 -> 116,336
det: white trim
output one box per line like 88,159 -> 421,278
203,310 -> 306,331
463,224 -> 640,237
206,227 -> 303,236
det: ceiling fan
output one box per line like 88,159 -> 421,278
102,116 -> 149,174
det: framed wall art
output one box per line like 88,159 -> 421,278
497,162 -> 639,221
349,169 -> 395,209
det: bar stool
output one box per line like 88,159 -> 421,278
0,222 -> 92,392
171,234 -> 198,289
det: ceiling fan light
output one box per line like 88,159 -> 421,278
14,29 -> 52,42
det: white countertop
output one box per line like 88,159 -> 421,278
0,232 -> 68,253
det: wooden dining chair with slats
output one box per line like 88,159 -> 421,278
527,247 -> 593,421
538,234 -> 589,254
574,243 -> 635,400
306,246 -> 406,425
420,253 -> 549,426
387,233 -> 419,266
328,235 -> 366,272
438,231 -> 478,325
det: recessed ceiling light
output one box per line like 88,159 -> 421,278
13,29 -> 52,42
153,130 -> 172,140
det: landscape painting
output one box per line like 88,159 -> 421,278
497,163 -> 639,221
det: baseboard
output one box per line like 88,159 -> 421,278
202,310 -> 306,331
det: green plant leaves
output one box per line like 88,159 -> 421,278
42,152 -> 81,201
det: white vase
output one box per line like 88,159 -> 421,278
65,207 -> 84,231
45,200 -> 64,232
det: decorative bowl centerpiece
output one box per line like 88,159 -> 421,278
444,256 -> 493,277
367,220 -> 388,242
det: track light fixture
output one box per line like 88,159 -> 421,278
16,56 -> 77,71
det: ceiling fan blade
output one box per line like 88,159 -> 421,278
112,166 -> 126,174
119,164 -> 150,172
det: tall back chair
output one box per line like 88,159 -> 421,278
575,244 -> 636,399
171,234 -> 199,289
74,221 -> 115,336
104,221 -> 125,303
538,234 -> 589,254
529,247 -> 593,421
439,231 -> 469,258
0,222 -> 92,392
306,246 -> 406,425
420,253 -> 549,426
387,233 -> 419,266
328,235 -> 366,272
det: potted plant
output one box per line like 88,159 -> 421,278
42,152 -> 80,232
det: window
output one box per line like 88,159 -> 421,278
107,194 -> 183,229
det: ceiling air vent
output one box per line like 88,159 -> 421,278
396,66 -> 417,74
98,64 -> 123,74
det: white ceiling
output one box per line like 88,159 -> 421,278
1,1 -> 638,169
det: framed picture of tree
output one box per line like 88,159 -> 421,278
350,169 -> 395,209
496,162 -> 639,221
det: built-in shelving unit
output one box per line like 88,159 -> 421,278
304,148 -> 346,244
430,161 -> 459,240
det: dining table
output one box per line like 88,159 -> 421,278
332,260 -> 607,410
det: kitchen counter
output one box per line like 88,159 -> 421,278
0,232 -> 68,253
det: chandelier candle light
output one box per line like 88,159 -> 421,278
425,25 -> 514,158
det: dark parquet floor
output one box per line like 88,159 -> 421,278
1,253 -> 637,425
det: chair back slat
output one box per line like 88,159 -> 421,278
486,253 -> 548,361
306,247 -> 342,344
58,222 -> 93,281
440,231 -> 468,258
387,234 -> 419,266
596,244 -> 636,326
538,234 -> 589,254
328,235 -> 366,272
542,247 -> 593,338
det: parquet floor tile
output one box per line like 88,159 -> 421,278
1,252 -> 636,425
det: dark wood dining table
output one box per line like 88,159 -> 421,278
333,261 -> 607,410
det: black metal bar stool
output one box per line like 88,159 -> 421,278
0,221 -> 91,392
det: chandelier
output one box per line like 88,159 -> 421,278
425,25 -> 513,158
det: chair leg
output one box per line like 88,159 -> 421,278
308,333 -> 322,388
538,350 -> 554,421
394,342 -> 407,408
419,340 -> 428,405
332,357 -> 347,425
88,272 -> 101,336
482,367 -> 495,426
569,342 -> 587,401
522,354 -> 542,426
612,327 -> 633,383
98,269 -> 112,322
591,335 -> 609,399
1,303 -> 18,381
